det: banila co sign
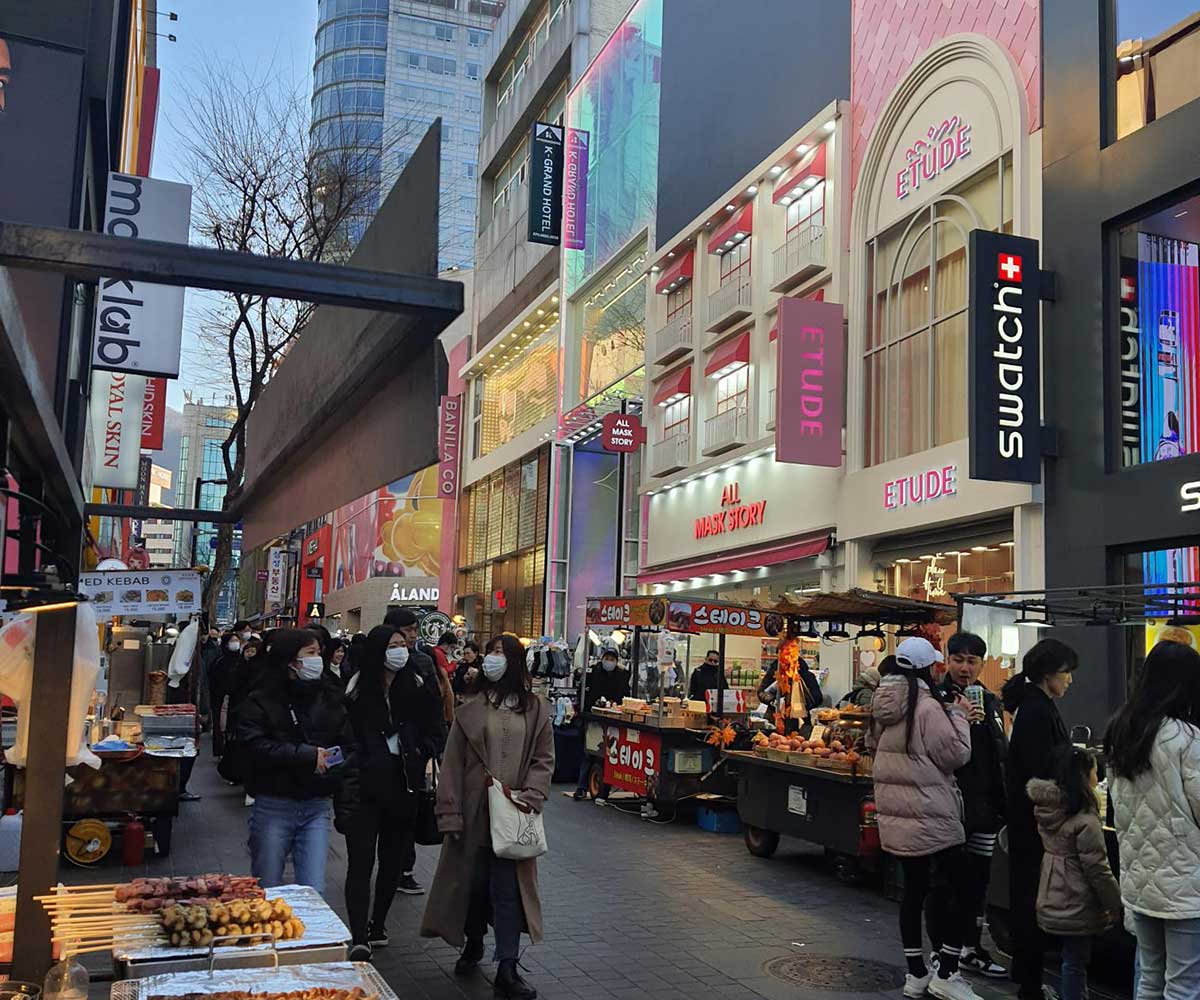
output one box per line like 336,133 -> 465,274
968,230 -> 1042,484
91,172 -> 193,378
527,121 -> 564,246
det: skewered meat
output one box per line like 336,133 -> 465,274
150,991 -> 375,1000
115,875 -> 261,902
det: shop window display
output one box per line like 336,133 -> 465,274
880,543 -> 1015,604
864,158 -> 1012,466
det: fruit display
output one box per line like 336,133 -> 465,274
159,897 -> 304,947
752,731 -> 863,766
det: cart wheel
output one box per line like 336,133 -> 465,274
743,824 -> 780,858
586,762 -> 604,800
64,819 -> 111,866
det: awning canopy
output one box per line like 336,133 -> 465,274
652,364 -> 692,406
655,248 -> 694,295
708,202 -> 753,254
770,587 -> 957,626
955,583 -> 1200,627
638,532 -> 830,586
773,144 -> 827,205
705,329 -> 750,377
769,288 -> 825,340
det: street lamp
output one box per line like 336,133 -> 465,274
190,477 -> 228,566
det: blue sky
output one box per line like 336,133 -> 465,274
151,0 -> 318,409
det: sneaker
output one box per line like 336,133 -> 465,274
928,972 -> 981,1000
396,873 -> 424,895
1042,988 -> 1060,1000
244,794 -> 255,807
367,923 -> 388,948
571,789 -> 588,801
960,948 -> 1006,979
928,952 -> 940,975
179,791 -> 201,802
348,943 -> 372,962
903,971 -> 932,998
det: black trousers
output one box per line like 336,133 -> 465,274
343,793 -> 414,945
1009,844 -> 1045,998
900,847 -> 966,974
927,843 -> 995,952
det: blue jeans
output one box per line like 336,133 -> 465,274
248,795 -> 331,893
1133,912 -> 1200,1000
1059,935 -> 1092,1000
465,850 -> 523,963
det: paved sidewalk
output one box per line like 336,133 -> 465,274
69,752 -> 1131,1000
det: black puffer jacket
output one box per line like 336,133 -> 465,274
940,679 -> 1008,835
236,675 -> 355,800
582,664 -> 630,713
1004,680 -> 1070,853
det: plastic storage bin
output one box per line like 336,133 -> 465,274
0,810 -> 23,872
696,806 -> 741,834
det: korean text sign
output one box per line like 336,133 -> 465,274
603,726 -> 661,796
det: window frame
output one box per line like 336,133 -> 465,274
719,238 -> 752,287
715,365 -> 749,415
662,396 -> 690,439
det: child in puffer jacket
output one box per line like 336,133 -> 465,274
1027,746 -> 1121,1000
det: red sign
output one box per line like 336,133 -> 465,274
141,377 -> 167,450
438,395 -> 461,500
693,481 -> 766,539
602,726 -> 661,796
775,297 -> 845,468
256,569 -> 269,581
493,589 -> 507,611
997,253 -> 1022,282
600,412 -> 646,453
584,596 -> 783,638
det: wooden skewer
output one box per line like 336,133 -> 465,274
51,933 -> 162,945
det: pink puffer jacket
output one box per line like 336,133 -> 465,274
870,676 -> 971,857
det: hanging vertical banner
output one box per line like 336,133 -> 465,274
563,128 -> 590,250
968,230 -> 1042,484
775,297 -> 845,467
89,370 -> 147,489
141,376 -> 167,450
527,122 -> 564,246
438,395 -> 461,501
264,545 -> 287,612
91,172 -> 192,377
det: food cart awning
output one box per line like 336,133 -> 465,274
770,588 -> 958,626
954,582 -> 1200,626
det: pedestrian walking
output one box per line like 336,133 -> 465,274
236,628 -> 355,893
339,625 -> 441,960
927,632 -> 1008,979
421,633 -> 554,1000
1106,638 -> 1200,1000
382,607 -> 450,895
209,631 -> 243,757
1027,746 -> 1121,1000
453,641 -> 482,697
869,636 -> 979,1000
432,630 -> 459,676
1002,637 -> 1077,1000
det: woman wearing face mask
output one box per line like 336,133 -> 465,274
339,626 -> 441,959
452,641 -> 482,698
236,628 -> 355,892
209,631 -> 243,758
422,634 -> 554,1000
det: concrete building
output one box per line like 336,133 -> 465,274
311,0 -> 502,263
142,464 -> 175,568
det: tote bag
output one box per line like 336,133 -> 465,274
469,738 -> 547,860
414,758 -> 443,847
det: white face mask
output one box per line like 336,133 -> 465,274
228,640 -> 241,653
601,659 -> 618,672
482,653 -> 508,682
385,646 -> 409,672
241,631 -> 252,641
294,655 -> 324,681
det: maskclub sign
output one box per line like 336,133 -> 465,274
968,230 -> 1042,484
694,482 -> 767,539
895,115 -> 972,200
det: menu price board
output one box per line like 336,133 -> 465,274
585,596 -> 784,638
602,725 -> 661,796
79,570 -> 203,617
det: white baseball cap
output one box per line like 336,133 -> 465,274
895,636 -> 939,671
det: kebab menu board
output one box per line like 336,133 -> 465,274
79,570 -> 203,617
602,725 -> 661,796
585,596 -> 784,638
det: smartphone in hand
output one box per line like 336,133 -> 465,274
325,745 -> 345,767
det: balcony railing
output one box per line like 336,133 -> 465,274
706,278 -> 753,333
771,224 -> 827,291
652,310 -> 694,366
652,430 -> 691,477
703,405 -> 750,456
766,387 -> 776,431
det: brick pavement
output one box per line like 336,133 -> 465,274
68,751 -> 1131,1000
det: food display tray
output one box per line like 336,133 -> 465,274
111,961 -> 395,1000
114,885 -> 350,979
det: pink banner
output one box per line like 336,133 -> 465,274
775,297 -> 845,467
563,128 -> 589,250
141,376 -> 167,450
438,394 -> 461,502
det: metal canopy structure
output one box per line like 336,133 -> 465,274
954,583 -> 1200,627
767,588 -> 958,627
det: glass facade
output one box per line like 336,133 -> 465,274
576,243 -> 649,405
563,0 -> 663,297
458,448 -> 551,638
1114,3 -> 1200,140
472,334 -> 560,458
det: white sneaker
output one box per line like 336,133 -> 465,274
928,972 -> 981,1000
244,794 -> 255,806
903,971 -> 932,998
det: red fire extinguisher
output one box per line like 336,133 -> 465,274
122,814 -> 146,866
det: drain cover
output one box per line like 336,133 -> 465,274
763,955 -> 907,992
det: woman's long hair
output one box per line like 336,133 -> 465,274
354,625 -> 398,697
1001,636 -> 1079,712
1105,639 -> 1200,779
902,665 -> 944,756
258,628 -> 321,692
479,633 -> 534,712
1053,744 -> 1099,817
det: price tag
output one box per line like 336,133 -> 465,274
787,785 -> 808,816
809,724 -> 827,744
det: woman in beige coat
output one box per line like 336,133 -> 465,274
421,633 -> 553,1000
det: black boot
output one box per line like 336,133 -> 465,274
494,960 -> 536,999
454,937 -> 484,976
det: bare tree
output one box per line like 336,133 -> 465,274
172,62 -> 376,618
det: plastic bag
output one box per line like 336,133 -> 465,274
166,619 -> 199,689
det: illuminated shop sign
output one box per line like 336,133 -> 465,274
883,464 -> 958,511
694,482 -> 767,539
1181,480 -> 1200,512
895,115 -> 972,200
